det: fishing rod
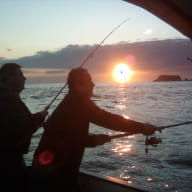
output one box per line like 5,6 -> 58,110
157,121 -> 192,131
108,121 -> 192,153
17,120 -> 192,150
109,121 -> 192,140
45,19 -> 129,111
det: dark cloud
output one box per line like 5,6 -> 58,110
0,57 -> 6,61
7,48 -> 14,52
1,39 -> 192,77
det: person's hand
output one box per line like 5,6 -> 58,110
96,134 -> 111,145
141,124 -> 157,135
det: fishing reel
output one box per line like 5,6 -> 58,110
145,136 -> 162,153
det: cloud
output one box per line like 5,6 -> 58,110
0,57 -> 6,61
1,39 -> 191,82
6,48 -> 14,52
143,29 -> 153,35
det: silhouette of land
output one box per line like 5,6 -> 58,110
153,75 -> 192,82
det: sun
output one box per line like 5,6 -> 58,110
112,63 -> 133,83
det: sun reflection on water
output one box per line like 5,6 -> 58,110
163,184 -> 169,188
147,177 -> 153,182
115,103 -> 126,110
120,169 -> 132,182
111,135 -> 135,156
112,143 -> 132,155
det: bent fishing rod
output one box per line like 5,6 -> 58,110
15,19 -> 129,149
44,19 -> 129,111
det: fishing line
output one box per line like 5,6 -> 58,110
45,19 -> 129,111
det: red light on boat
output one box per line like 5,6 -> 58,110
38,150 -> 54,165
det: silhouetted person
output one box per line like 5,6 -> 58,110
0,63 -> 47,191
32,68 -> 157,192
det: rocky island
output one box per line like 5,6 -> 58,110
153,75 -> 182,82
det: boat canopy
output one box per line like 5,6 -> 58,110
123,0 -> 192,39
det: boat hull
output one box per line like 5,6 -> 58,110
78,171 -> 150,192
28,166 -> 150,192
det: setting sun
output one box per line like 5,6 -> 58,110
113,63 -> 133,83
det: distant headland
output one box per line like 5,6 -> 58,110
153,75 -> 192,82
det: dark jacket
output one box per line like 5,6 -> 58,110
0,83 -> 43,155
33,93 -> 144,177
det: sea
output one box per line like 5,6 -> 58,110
22,81 -> 192,192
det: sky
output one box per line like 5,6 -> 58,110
0,0 -> 189,83
0,0 -> 186,60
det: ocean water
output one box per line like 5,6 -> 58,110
22,81 -> 192,192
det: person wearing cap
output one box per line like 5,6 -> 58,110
32,67 -> 157,192
0,63 -> 47,192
